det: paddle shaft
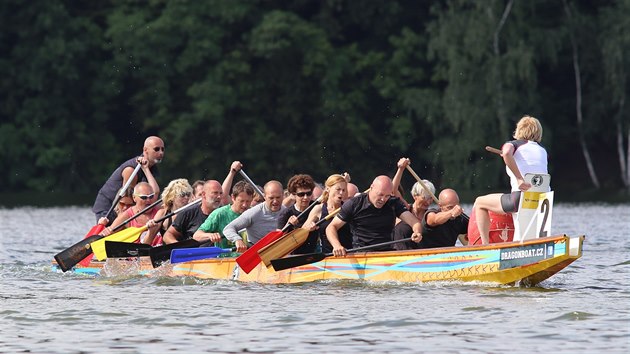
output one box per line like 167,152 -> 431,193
104,162 -> 142,221
238,170 -> 264,199
91,198 -> 202,261
405,165 -> 469,221
270,238 -> 414,271
106,198 -> 163,235
485,146 -> 503,156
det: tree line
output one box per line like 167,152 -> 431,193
1,0 -> 628,202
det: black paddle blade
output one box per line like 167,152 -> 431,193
149,239 -> 201,268
54,235 -> 103,272
105,241 -> 151,258
270,252 -> 328,272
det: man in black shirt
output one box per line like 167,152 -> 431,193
162,180 -> 223,243
419,189 -> 468,249
326,175 -> 423,256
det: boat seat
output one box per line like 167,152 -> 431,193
512,173 -> 554,242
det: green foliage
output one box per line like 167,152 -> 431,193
1,0 -> 627,201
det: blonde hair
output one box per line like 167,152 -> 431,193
161,178 -> 193,210
514,115 -> 543,142
322,174 -> 347,203
411,180 -> 435,199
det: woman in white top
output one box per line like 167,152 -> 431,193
473,115 -> 548,245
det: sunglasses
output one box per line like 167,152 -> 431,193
153,147 -> 165,152
178,192 -> 192,198
119,201 -> 134,207
135,193 -> 155,200
295,191 -> 313,197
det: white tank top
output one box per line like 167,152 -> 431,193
504,140 -> 548,191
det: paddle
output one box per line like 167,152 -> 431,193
270,237 -> 414,271
148,238 -> 202,268
90,198 -> 202,261
235,196 -> 322,274
405,165 -> 469,221
258,207 -> 341,267
77,163 -> 142,265
100,198 -> 164,257
105,241 -> 152,257
54,167 -> 151,272
238,170 -> 265,198
170,246 -> 236,264
485,146 -> 503,155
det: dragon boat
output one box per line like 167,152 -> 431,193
53,234 -> 584,286
53,173 -> 583,286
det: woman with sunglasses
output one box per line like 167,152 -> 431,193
302,173 -> 353,253
144,179 -> 193,246
276,174 -> 319,253
100,182 -> 159,240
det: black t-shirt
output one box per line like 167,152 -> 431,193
419,207 -> 468,249
276,203 -> 319,254
172,205 -> 209,240
338,193 -> 408,250
319,203 -> 352,253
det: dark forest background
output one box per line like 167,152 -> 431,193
1,0 -> 629,205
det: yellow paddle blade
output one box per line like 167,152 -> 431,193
258,228 -> 309,267
91,226 -> 147,261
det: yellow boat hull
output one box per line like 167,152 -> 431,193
55,234 -> 584,286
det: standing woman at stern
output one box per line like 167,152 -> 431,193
473,115 -> 548,245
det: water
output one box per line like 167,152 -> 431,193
1,204 -> 629,353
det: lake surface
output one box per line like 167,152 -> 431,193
1,204 -> 629,353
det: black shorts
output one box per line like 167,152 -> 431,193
500,191 -> 521,213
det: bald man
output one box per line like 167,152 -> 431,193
418,188 -> 468,249
92,136 -> 163,223
326,175 -> 423,256
162,180 -> 223,244
223,180 -> 286,246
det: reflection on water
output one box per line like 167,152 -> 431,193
1,204 -> 629,353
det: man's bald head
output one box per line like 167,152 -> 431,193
264,180 -> 283,212
202,180 -> 223,211
144,136 -> 163,147
438,188 -> 460,211
143,136 -> 165,165
368,175 -> 394,208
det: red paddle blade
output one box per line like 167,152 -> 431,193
236,230 -> 283,274
84,224 -> 105,239
76,224 -> 105,267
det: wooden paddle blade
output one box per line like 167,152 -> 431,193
235,230 -> 283,274
75,224 -> 106,267
54,235 -> 104,272
258,229 -> 309,267
270,252 -> 328,272
149,239 -> 201,268
91,226 -> 146,261
105,241 -> 151,258
170,247 -> 233,264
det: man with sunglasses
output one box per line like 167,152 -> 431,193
92,136 -> 164,223
100,182 -> 159,236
